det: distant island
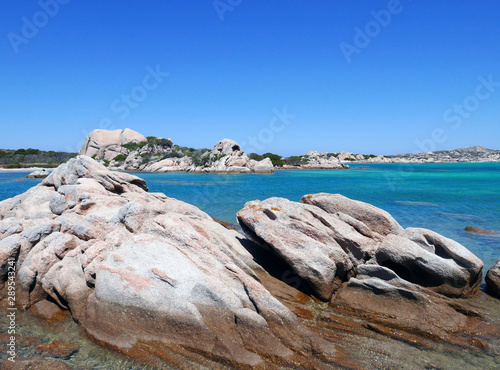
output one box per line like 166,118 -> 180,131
0,149 -> 76,169
2,128 -> 499,173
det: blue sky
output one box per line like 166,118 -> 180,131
1,1 -> 499,156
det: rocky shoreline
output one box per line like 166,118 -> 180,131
76,129 -> 500,176
1,156 -> 499,368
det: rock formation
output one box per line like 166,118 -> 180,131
79,130 -> 274,173
79,129 -> 147,161
203,139 -> 274,173
26,169 -> 51,179
355,145 -> 500,163
292,151 -> 348,169
0,156 -> 329,367
237,193 -> 496,350
238,193 -> 483,301
486,259 -> 500,297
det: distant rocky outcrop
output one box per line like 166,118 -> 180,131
26,169 -> 51,179
358,145 -> 500,163
79,130 -> 274,174
203,139 -> 273,173
281,151 -> 348,169
79,129 -> 147,161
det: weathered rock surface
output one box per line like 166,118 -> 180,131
200,139 -> 273,173
0,356 -> 72,370
26,169 -> 50,179
301,193 -> 404,236
79,128 -> 147,161
486,259 -> 500,297
34,340 -> 79,359
238,193 -> 483,300
237,193 -> 495,352
0,156 -> 330,367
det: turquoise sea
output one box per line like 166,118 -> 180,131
1,163 -> 499,273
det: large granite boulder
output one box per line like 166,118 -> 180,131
238,193 -> 483,300
79,129 -> 146,161
0,156 -> 330,367
248,157 -> 274,173
141,156 -> 195,172
301,193 -> 403,236
486,259 -> 500,297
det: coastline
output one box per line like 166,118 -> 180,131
2,161 -> 498,175
0,167 -> 46,173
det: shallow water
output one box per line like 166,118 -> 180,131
1,163 -> 499,368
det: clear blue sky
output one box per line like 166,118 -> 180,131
1,0 -> 499,156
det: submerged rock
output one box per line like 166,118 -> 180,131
486,259 -> 500,297
465,226 -> 498,235
34,341 -> 79,359
0,156 -> 330,367
26,169 -> 50,179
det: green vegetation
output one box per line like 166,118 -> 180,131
0,148 -> 77,168
343,158 -> 355,161
249,153 -> 284,166
161,152 -> 184,159
4,163 -> 61,169
121,141 -> 147,151
363,154 -> 377,159
284,155 -> 309,166
213,153 -> 227,162
192,154 -> 210,167
147,136 -> 173,148
103,159 -> 110,167
190,149 -> 210,167
113,154 -> 127,162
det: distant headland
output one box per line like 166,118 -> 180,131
1,128 -> 499,173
